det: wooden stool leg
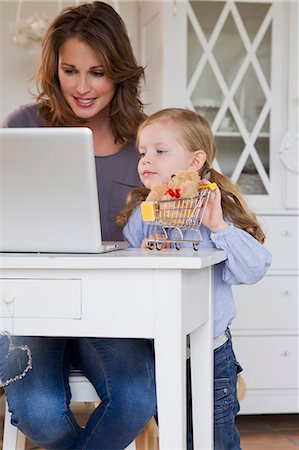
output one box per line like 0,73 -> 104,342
3,400 -> 26,450
237,373 -> 246,401
135,416 -> 159,450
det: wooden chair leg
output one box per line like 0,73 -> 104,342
3,400 -> 26,450
237,373 -> 246,401
135,416 -> 159,450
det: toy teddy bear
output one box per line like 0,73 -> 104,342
146,170 -> 201,202
163,171 -> 201,200
143,170 -> 202,227
142,170 -> 217,224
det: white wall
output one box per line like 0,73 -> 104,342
0,0 -> 140,122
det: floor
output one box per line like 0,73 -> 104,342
0,392 -> 298,450
236,414 -> 299,449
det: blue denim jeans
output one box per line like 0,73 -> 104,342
0,336 -> 156,450
187,330 -> 242,450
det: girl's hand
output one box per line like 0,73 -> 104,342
199,179 -> 228,233
141,234 -> 170,249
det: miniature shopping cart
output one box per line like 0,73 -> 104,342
141,182 -> 217,250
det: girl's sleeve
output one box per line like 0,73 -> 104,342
211,223 -> 272,285
123,207 -> 162,248
123,207 -> 146,248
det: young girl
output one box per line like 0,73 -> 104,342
117,108 -> 272,450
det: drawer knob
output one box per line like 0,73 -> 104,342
2,295 -> 15,304
281,230 -> 291,237
282,290 -> 290,297
280,350 -> 290,357
1,295 -> 15,316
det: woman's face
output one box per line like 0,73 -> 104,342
58,37 -> 116,122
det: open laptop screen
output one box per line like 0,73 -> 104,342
0,127 -> 108,253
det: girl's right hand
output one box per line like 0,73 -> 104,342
141,234 -> 170,249
199,179 -> 228,233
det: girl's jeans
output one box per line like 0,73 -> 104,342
0,336 -> 156,450
187,330 -> 242,450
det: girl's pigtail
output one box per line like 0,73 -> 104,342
115,186 -> 150,228
209,168 -> 266,243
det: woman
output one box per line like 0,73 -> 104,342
0,3 -> 156,449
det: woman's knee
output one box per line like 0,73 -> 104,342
8,392 -> 79,447
9,395 -> 58,428
107,368 -> 157,430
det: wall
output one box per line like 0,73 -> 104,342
0,0 -> 140,121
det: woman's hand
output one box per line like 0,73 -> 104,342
199,180 -> 228,233
141,233 -> 170,249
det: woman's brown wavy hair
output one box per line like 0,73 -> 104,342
36,1 -> 145,143
117,108 -> 265,243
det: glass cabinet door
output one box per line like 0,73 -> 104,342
186,1 -> 272,198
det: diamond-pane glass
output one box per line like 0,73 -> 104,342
187,18 -> 203,84
190,1 -> 224,40
186,1 -> 272,196
234,63 -> 266,133
219,109 -> 238,133
256,24 -> 272,86
191,62 -> 223,126
237,155 -> 267,194
255,137 -> 269,175
213,13 -> 246,87
236,2 -> 271,42
215,136 -> 244,178
260,113 -> 270,135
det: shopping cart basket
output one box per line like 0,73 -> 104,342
141,182 -> 217,250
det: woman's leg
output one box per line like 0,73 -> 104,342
214,332 -> 242,450
70,338 -> 156,450
0,335 -> 81,449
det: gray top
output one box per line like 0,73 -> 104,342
1,102 -> 141,241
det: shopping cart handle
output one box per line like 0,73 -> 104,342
198,182 -> 217,191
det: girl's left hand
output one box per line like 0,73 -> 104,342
199,180 -> 228,233
141,233 -> 170,249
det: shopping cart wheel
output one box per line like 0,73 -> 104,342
175,242 -> 181,250
193,242 -> 199,251
156,242 -> 162,250
147,242 -> 154,250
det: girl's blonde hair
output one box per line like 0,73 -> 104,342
117,108 -> 265,243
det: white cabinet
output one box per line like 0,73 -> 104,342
140,0 -> 299,414
141,0 -> 296,210
231,212 -> 299,414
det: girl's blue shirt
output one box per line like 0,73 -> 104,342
123,206 -> 272,338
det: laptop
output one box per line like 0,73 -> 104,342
0,127 -> 121,254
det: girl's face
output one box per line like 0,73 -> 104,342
138,122 -> 205,189
58,37 -> 116,123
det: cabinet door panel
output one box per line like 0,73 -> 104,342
233,336 -> 298,389
0,279 -> 81,318
232,275 -> 298,331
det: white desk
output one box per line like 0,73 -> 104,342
0,248 -> 226,450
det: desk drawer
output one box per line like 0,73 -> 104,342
0,279 -> 81,319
